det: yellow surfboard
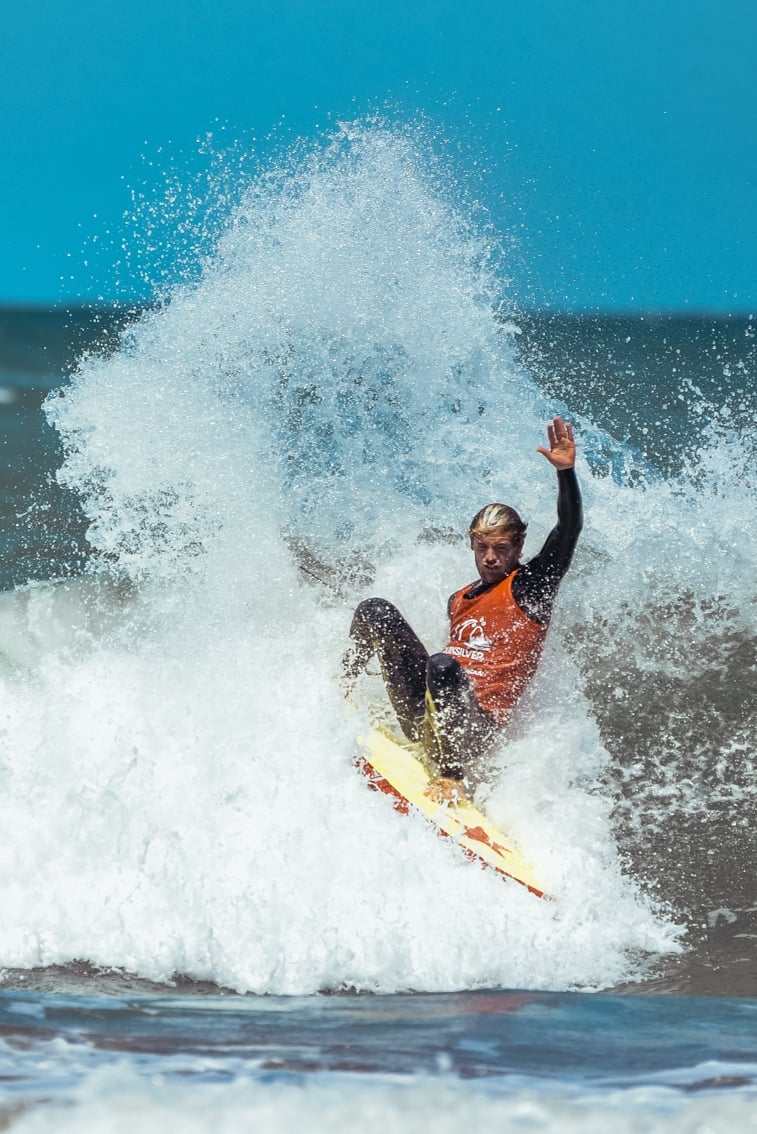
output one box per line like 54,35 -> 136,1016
357,727 -> 546,898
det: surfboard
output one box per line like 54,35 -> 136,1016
356,726 -> 546,898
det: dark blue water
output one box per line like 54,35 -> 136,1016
1,987 -> 756,1130
4,987 -> 757,1082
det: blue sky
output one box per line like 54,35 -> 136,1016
2,0 -> 755,311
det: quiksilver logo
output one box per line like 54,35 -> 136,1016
456,618 -> 492,651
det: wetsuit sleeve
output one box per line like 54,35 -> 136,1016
512,468 -> 583,623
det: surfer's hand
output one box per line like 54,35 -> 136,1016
536,416 -> 576,471
424,776 -> 464,804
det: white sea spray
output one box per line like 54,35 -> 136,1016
9,123 -> 754,993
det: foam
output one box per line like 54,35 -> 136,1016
9,1064 -> 757,1134
7,122 -> 742,993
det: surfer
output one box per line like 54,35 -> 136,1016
343,416 -> 582,802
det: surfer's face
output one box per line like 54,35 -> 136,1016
470,532 -> 523,585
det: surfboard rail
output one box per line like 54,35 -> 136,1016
356,727 -> 547,899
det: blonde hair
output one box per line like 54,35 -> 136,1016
468,503 -> 527,541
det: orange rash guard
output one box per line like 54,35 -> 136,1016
445,569 -> 548,723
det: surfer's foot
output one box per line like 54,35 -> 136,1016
424,776 -> 464,804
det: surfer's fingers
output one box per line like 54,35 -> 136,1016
549,417 -> 576,449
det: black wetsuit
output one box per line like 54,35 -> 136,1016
347,468 -> 583,781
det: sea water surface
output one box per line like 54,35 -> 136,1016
0,123 -> 755,1129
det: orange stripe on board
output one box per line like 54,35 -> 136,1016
356,756 -> 545,899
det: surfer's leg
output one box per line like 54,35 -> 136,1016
424,652 -> 500,781
344,598 -> 429,740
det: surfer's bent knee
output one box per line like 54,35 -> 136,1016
352,597 -> 402,629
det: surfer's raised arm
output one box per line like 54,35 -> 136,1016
511,417 -> 583,626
